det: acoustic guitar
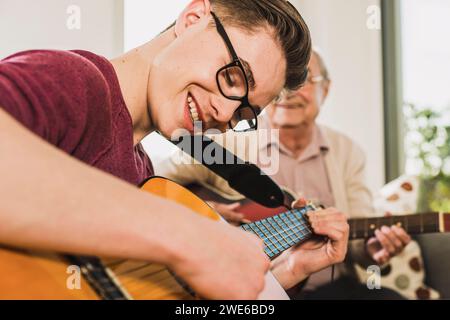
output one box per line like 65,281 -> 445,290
0,176 -> 316,300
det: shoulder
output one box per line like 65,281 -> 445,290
2,49 -> 104,70
2,50 -> 102,74
0,50 -> 110,95
319,124 -> 366,172
319,125 -> 364,155
0,50 -> 114,145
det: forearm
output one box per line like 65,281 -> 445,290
270,254 -> 308,290
0,109 -> 199,267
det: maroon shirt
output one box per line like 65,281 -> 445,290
0,50 -> 153,185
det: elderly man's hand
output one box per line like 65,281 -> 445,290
365,213 -> 411,265
271,199 -> 349,290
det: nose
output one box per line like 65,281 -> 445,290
210,96 -> 241,125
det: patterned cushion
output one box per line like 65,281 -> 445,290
357,175 -> 440,300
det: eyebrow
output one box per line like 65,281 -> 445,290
239,58 -> 256,90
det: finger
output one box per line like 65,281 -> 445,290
381,226 -> 403,251
365,236 -> 382,252
307,208 -> 345,220
226,212 -> 245,223
374,229 -> 396,254
227,202 -> 242,210
391,225 -> 411,246
329,231 -> 349,263
292,198 -> 307,208
219,210 -> 244,224
309,219 -> 349,235
308,211 -> 347,224
310,222 -> 348,242
372,249 -> 390,265
366,237 -> 378,246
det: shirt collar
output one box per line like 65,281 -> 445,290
257,113 -> 330,161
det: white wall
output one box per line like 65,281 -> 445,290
0,0 -> 123,59
124,0 -> 190,51
293,0 -> 385,194
124,0 -> 190,165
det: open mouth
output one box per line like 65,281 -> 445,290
187,93 -> 201,123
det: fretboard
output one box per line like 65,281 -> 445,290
242,206 -> 315,259
348,212 -> 441,240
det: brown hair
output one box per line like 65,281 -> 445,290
210,0 -> 312,91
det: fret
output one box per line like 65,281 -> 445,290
241,206 -> 315,259
348,213 -> 445,240
259,220 -> 283,257
407,215 -> 421,234
284,214 -> 299,244
357,218 -> 364,239
263,219 -> 286,252
439,212 -> 444,233
420,213 -> 424,233
423,213 -> 439,233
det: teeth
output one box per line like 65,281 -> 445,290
188,95 -> 200,122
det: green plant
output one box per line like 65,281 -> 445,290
404,103 -> 450,212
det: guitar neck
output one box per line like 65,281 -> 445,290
349,212 -> 450,240
242,206 -> 315,260
243,208 -> 450,259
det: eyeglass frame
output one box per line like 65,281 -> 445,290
210,12 -> 261,132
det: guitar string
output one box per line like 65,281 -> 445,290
256,207 -> 338,245
252,211 -> 432,249
249,208 -> 313,248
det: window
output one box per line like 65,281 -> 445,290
401,0 -> 450,176
383,0 -> 450,179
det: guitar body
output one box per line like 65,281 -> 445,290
0,177 -> 288,300
0,248 -> 98,300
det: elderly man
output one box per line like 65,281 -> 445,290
158,48 -> 411,299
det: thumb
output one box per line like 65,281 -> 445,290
227,202 -> 242,210
292,198 -> 307,208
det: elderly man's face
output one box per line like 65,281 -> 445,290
267,53 -> 329,129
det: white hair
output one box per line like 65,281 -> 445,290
312,47 -> 330,81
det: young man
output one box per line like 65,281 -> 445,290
158,49 -> 410,296
0,0 -> 348,299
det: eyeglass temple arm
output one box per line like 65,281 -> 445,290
210,12 -> 240,61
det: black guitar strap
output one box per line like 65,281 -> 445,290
168,134 -> 288,209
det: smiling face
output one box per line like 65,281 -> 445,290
267,52 -> 330,129
147,2 -> 286,138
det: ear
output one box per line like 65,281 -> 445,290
321,80 -> 331,103
175,0 -> 212,37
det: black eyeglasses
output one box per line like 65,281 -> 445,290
211,12 -> 260,132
